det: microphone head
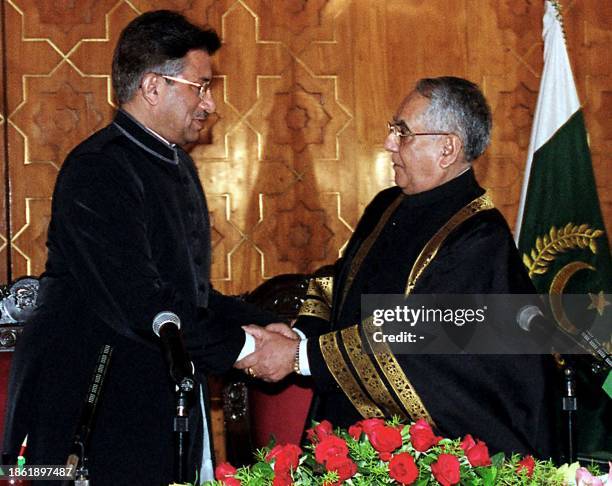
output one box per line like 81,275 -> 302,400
516,305 -> 543,332
152,311 -> 181,337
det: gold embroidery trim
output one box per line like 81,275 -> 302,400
342,324 -> 407,419
363,318 -> 436,426
405,194 -> 494,295
297,299 -> 331,321
357,193 -> 493,426
323,193 -> 494,425
339,193 -> 405,315
312,276 -> 333,305
319,331 -> 384,418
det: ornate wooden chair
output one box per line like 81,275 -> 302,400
0,277 -> 40,439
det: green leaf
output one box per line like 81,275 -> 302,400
251,461 -> 274,478
490,452 -> 505,468
476,465 -> 497,485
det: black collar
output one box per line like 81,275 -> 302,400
113,109 -> 179,165
404,168 -> 482,208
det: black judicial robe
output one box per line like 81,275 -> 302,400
2,110 -> 276,485
297,170 -> 555,458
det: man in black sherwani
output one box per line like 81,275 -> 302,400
237,77 -> 556,460
2,10 -> 279,485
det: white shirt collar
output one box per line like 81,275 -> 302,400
143,125 -> 176,148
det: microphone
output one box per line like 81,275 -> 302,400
152,311 -> 195,385
516,305 -> 612,368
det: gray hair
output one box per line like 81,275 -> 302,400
415,77 -> 492,161
112,10 -> 221,105
118,58 -> 185,104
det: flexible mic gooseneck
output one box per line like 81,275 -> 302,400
64,344 -> 113,485
516,305 -> 612,368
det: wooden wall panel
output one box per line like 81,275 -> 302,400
200,0 -> 610,298
4,0 -> 121,277
0,0 -> 610,462
0,0 -> 7,282
3,0 -> 609,292
576,1 -> 612,243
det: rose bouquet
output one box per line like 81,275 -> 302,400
205,417 -> 608,485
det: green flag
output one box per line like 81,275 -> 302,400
515,0 -> 611,459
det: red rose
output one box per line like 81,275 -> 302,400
348,424 -> 363,440
389,452 -> 419,485
215,462 -> 241,486
465,440 -> 491,467
369,424 -> 403,455
379,451 -> 392,461
460,434 -> 476,452
306,420 -> 334,443
325,454 -> 357,483
314,435 -> 349,465
431,454 -> 461,486
409,419 -> 442,452
266,443 -> 302,474
517,455 -> 535,477
272,470 -> 292,486
360,418 -> 386,435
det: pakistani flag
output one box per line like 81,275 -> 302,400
515,0 -> 611,459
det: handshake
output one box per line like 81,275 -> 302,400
234,323 -> 302,382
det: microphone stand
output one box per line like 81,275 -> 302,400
71,442 -> 89,486
174,376 -> 195,484
63,344 -> 113,486
152,313 -> 197,484
561,362 -> 577,464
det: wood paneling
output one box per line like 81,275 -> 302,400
1,0 -> 611,461
3,0 -> 610,288
0,0 -> 7,282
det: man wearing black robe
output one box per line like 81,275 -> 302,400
2,11 -> 277,485
237,76 -> 555,459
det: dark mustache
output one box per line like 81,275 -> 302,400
194,111 -> 210,121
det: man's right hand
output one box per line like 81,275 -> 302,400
234,324 -> 299,382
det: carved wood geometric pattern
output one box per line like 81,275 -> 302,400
0,7 -> 6,283
1,0 -> 611,462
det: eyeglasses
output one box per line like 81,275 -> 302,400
159,74 -> 212,99
387,121 -> 451,139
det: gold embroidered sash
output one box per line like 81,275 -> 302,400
405,194 -> 494,295
338,193 -> 405,316
319,331 -> 385,418
320,193 -> 494,424
298,276 -> 334,321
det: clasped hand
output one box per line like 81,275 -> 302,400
234,323 -> 299,382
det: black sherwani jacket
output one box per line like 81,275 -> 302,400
2,110 -> 275,485
296,170 -> 556,459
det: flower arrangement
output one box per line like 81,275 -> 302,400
204,417 -> 610,485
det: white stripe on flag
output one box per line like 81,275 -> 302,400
515,0 -> 581,239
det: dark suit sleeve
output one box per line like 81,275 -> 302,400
200,288 -> 280,374
294,315 -> 331,339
